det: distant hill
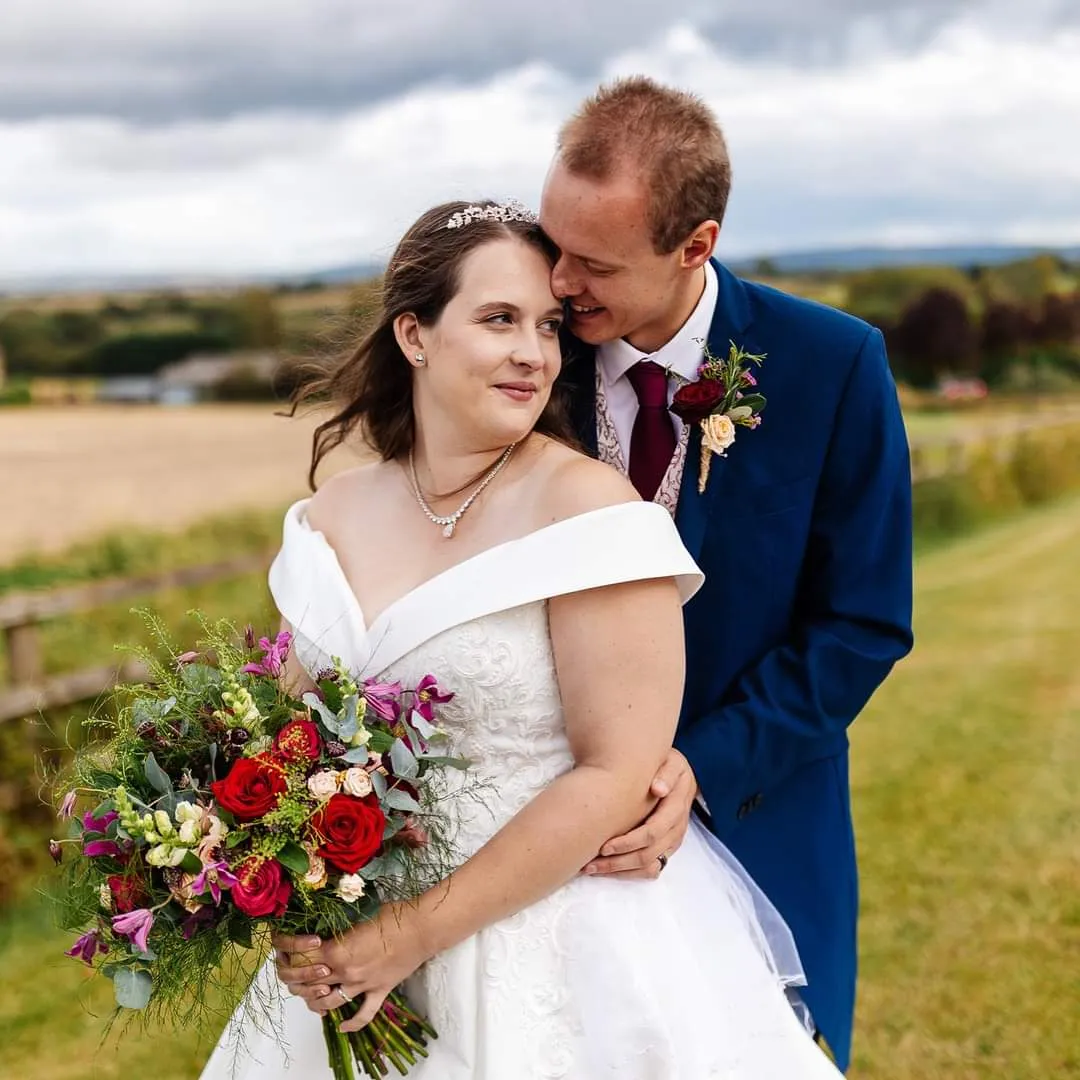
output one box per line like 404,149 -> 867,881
729,244 -> 1080,274
3,246 -> 1076,297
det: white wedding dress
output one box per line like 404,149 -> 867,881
200,500 -> 841,1079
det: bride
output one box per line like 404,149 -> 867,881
198,200 -> 841,1078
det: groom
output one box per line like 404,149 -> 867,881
541,78 -> 913,1071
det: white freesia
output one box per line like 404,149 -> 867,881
341,767 -> 373,798
98,883 -> 113,911
178,819 -> 202,846
146,843 -> 187,867
336,874 -> 366,902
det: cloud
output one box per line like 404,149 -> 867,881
0,16 -> 1077,280
1,0 -> 1072,122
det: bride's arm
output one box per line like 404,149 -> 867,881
414,570 -> 685,923
275,505 -> 688,1027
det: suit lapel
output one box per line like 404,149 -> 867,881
674,261 -> 753,562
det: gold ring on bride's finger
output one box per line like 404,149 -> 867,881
336,986 -> 354,1003
657,852 -> 669,872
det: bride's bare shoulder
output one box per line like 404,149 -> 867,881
533,439 -> 640,524
306,460 -> 388,533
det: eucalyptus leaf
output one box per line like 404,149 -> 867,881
114,968 -> 152,1010
181,663 -> 222,694
338,695 -> 360,740
383,788 -> 422,814
370,771 -> 388,799
303,693 -> 339,732
726,405 -> 753,420
411,711 -> 437,740
143,753 -> 173,796
341,748 -> 371,764
420,755 -> 472,771
276,841 -> 311,876
389,738 -> 419,780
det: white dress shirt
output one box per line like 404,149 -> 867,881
596,261 -> 719,464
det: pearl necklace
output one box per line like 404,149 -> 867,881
408,442 -> 518,538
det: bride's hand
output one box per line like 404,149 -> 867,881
273,905 -> 429,1031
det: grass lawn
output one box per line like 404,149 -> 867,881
1,496 -> 1079,1078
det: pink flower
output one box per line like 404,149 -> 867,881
175,650 -> 200,666
190,860 -> 238,906
65,929 -> 108,966
82,808 -> 118,834
742,370 -> 758,387
363,678 -> 403,721
412,675 -> 453,724
58,791 -> 78,820
241,631 -> 292,678
83,839 -> 126,859
111,908 -> 154,954
49,839 -> 63,864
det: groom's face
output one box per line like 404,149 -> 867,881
540,158 -> 686,353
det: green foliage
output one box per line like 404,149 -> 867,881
845,266 -> 978,326
913,421 -> 1080,542
84,331 -> 233,376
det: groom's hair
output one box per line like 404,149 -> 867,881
557,76 -> 731,255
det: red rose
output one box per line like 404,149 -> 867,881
670,378 -> 725,424
231,856 -> 292,918
312,793 -> 385,874
211,755 -> 288,822
107,873 -> 148,914
273,717 -> 322,763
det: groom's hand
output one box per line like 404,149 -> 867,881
583,748 -> 697,880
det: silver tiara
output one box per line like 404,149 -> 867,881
445,199 -> 539,230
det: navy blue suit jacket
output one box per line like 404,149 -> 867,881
561,261 -> 914,1070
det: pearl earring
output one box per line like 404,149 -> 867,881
414,352 -> 426,366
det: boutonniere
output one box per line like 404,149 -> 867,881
670,340 -> 767,493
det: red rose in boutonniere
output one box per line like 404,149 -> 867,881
671,377 -> 725,424
670,339 -> 767,493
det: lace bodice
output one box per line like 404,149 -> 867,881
268,501 -> 702,853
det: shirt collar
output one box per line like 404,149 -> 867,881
598,260 -> 719,387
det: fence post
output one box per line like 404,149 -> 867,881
4,623 -> 43,687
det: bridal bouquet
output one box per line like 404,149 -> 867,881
49,613 -> 465,1078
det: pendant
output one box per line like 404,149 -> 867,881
442,521 -> 456,538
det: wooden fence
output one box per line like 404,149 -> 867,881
2,414 -> 1080,724
0,552 -> 271,724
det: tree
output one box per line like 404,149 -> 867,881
1036,292 -> 1080,346
892,287 -> 978,387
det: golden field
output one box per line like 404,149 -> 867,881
0,405 -> 362,564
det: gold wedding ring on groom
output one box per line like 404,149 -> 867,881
657,852 -> 669,873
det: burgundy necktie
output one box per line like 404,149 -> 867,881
626,360 -> 676,501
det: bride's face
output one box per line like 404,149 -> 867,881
416,237 -> 564,448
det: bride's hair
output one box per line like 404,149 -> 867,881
292,200 -> 577,489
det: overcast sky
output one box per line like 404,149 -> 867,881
1,0 -> 1078,281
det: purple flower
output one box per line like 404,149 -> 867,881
181,906 -> 218,940
112,908 -> 154,954
742,371 -> 758,387
49,839 -> 63,864
411,675 -> 453,724
82,808 -> 118,835
190,860 -> 239,906
83,839 -> 126,859
241,631 -> 292,678
58,791 -> 78,820
65,929 -> 109,966
363,678 -> 403,722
